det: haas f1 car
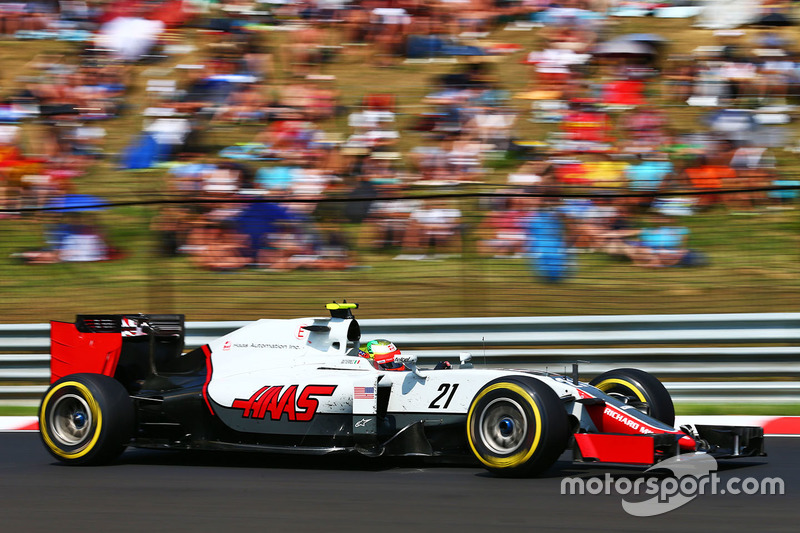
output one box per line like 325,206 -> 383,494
40,303 -> 765,476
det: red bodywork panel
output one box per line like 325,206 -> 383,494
577,391 -> 696,453
574,433 -> 656,465
50,321 -> 123,383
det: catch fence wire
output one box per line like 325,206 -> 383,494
0,187 -> 798,323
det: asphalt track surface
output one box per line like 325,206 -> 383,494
1,433 -> 795,533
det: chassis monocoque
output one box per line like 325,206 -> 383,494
40,303 -> 765,476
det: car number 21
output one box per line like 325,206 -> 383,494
429,383 -> 459,409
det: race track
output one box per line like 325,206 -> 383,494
1,433 -> 795,532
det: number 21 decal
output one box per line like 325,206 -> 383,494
429,383 -> 459,409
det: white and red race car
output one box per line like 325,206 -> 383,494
40,303 -> 765,476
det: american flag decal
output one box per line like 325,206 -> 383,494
354,386 -> 375,399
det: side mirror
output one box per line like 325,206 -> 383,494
459,352 -> 473,369
396,353 -> 425,380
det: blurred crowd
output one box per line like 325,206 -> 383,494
1,0 -> 798,274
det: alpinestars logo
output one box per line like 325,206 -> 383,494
232,385 -> 337,422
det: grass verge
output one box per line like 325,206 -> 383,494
0,405 -> 38,416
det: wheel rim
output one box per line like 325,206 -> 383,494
49,393 -> 93,447
479,398 -> 528,455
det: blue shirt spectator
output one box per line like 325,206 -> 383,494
626,157 -> 673,191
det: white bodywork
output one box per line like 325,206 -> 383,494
203,314 -> 678,439
206,316 -> 572,414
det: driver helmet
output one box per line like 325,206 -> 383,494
364,339 -> 401,366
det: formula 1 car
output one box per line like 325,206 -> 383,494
39,303 -> 765,476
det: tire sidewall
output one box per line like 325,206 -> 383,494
39,374 -> 133,465
467,377 -> 568,476
590,368 -> 675,427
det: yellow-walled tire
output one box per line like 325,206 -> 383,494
467,377 -> 569,477
590,368 -> 675,427
39,374 -> 134,466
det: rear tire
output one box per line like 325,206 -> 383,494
39,373 -> 134,465
589,368 -> 675,427
467,377 -> 569,477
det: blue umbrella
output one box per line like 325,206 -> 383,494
46,194 -> 109,213
528,210 -> 570,283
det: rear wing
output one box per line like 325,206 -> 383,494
50,314 -> 185,384
76,314 -> 184,337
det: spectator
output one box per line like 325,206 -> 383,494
625,152 -> 673,208
618,215 -> 699,268
395,198 -> 463,259
257,220 -> 317,272
359,185 -> 421,251
15,212 -> 116,264
187,219 -> 250,271
560,196 -> 617,252
476,196 -> 535,257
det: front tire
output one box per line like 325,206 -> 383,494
467,377 -> 569,477
589,368 -> 675,427
39,373 -> 134,465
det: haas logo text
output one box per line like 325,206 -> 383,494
232,385 -> 336,421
